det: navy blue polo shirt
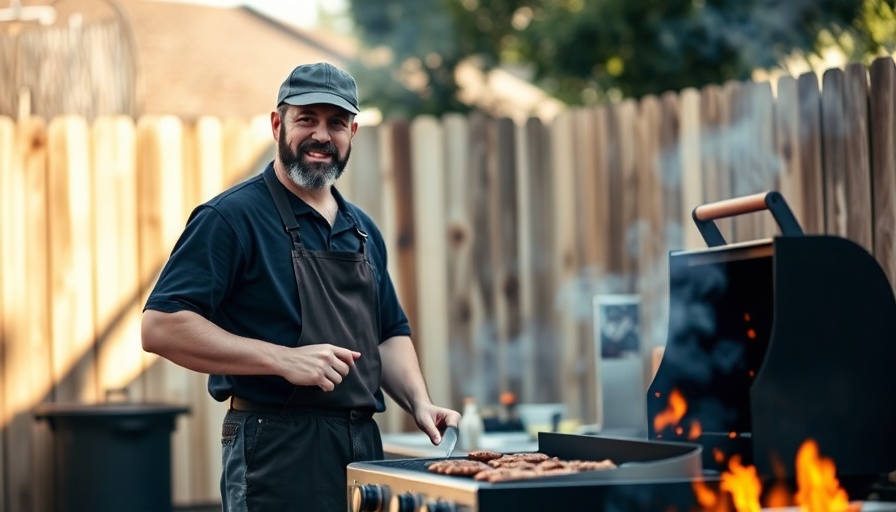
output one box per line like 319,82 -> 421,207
144,164 -> 411,410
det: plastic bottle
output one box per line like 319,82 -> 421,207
458,397 -> 485,452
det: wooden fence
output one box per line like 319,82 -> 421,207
2,56 -> 895,509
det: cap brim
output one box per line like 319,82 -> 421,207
280,92 -> 359,114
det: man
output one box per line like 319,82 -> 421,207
142,62 -> 460,511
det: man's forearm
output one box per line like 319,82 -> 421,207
141,309 -> 283,376
379,336 -> 432,414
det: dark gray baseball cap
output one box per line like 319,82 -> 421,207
277,62 -> 359,114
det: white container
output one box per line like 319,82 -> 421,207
458,398 -> 484,451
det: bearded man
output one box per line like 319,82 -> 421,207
141,62 -> 460,512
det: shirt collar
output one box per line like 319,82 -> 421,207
267,164 -> 356,235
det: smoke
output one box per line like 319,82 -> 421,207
690,0 -> 832,72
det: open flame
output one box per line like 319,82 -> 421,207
654,388 -> 702,439
720,455 -> 762,512
795,441 -> 852,512
655,390 -> 856,509
694,439 -> 859,512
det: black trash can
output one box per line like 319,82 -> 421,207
34,402 -> 189,512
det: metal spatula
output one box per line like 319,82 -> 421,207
442,425 -> 458,458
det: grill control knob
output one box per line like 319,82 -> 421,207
419,499 -> 457,512
351,484 -> 389,512
388,492 -> 422,512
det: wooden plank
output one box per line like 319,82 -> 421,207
0,38 -> 16,117
592,107 -> 612,287
231,114 -> 276,184
822,68 -> 848,237
517,117 -> 558,403
618,99 -> 640,287
572,107 -> 601,425
714,82 -> 735,239
750,81 -> 779,239
822,65 -> 874,249
11,117 -> 53,512
343,125 -> 383,220
47,116 -> 97,403
442,113 -> 480,409
514,116 -> 536,407
409,116 -> 450,407
870,57 -> 896,293
796,72 -> 825,234
383,119 -> 419,432
549,111 -> 583,420
91,116 -> 143,400
680,88 -> 704,250
700,85 -> 734,241
843,63 -> 873,252
135,116 -> 195,503
191,117 -> 226,214
485,116 -> 508,403
0,115 -> 13,512
722,80 -> 750,242
493,117 -> 522,403
604,106 -> 625,275
659,92 -> 683,251
189,381 -> 226,504
468,112 -> 498,406
731,80 -> 767,242
774,76 -> 808,230
590,103 -> 614,417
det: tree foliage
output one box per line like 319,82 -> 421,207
347,0 -> 896,117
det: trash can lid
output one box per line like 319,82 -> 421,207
34,402 -> 190,420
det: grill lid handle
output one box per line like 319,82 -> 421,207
691,191 -> 803,247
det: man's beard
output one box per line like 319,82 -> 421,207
278,126 -> 351,190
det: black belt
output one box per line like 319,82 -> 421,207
229,396 -> 374,421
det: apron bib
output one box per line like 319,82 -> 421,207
263,169 -> 382,409
227,171 -> 384,512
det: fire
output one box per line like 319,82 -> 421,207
719,456 -> 761,512
696,440 -> 857,512
654,389 -> 687,432
795,440 -> 851,512
693,479 -> 720,509
654,389 -> 702,439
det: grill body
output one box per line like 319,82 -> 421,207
347,434 -> 703,511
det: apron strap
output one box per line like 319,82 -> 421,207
263,168 -> 303,247
266,168 -> 369,254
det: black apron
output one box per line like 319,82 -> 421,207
238,171 -> 384,511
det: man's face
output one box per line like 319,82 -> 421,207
276,103 -> 356,190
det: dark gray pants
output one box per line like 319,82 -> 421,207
221,408 -> 383,512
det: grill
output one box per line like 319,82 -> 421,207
348,192 -> 896,511
648,191 -> 896,482
348,433 -> 704,511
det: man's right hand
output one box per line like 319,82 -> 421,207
279,344 -> 361,391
